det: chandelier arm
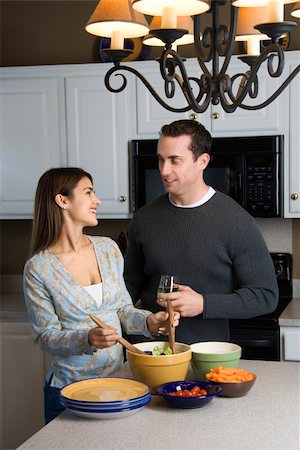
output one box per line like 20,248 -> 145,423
236,64 -> 300,110
217,72 -> 258,113
104,65 -> 191,113
159,48 -> 213,113
228,72 -> 259,102
248,43 -> 285,78
226,44 -> 286,107
219,63 -> 300,112
217,74 -> 239,113
172,74 -> 212,113
194,15 -> 211,73
219,4 -> 238,76
185,76 -> 212,112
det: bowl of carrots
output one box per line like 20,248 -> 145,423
205,367 -> 256,397
190,341 -> 242,380
156,380 -> 222,408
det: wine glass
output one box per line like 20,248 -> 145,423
157,275 -> 180,294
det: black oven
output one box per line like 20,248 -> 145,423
130,135 -> 283,217
229,253 -> 293,361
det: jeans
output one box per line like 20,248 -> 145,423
44,374 -> 65,424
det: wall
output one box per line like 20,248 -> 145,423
1,0 -> 299,67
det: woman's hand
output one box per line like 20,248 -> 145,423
88,326 -> 120,349
146,310 -> 180,335
157,285 -> 204,318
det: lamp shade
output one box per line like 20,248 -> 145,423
232,1 -> 268,6
235,6 -> 270,39
85,0 -> 149,38
234,0 -> 297,23
143,15 -> 195,46
291,2 -> 300,17
132,0 -> 210,16
232,0 -> 296,6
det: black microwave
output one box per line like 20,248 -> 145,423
130,135 -> 283,217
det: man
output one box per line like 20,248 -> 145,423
124,120 -> 278,344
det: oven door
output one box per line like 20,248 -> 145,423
229,321 -> 280,361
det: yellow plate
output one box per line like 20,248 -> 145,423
61,378 -> 150,402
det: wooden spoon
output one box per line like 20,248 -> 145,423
166,300 -> 176,355
89,313 -> 147,355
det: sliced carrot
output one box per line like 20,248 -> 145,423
205,367 -> 255,383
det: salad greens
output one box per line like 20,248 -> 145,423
152,345 -> 173,356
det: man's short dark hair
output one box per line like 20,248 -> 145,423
160,119 -> 212,160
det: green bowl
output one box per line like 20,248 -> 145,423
190,341 -> 242,381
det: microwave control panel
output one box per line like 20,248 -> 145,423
245,152 -> 279,216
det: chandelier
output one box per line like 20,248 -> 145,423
85,0 -> 300,113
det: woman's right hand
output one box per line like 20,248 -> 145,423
88,326 -> 120,349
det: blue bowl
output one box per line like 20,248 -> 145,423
156,380 -> 222,409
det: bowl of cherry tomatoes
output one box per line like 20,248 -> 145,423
156,380 -> 222,409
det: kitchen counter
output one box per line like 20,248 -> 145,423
17,360 -> 300,450
279,299 -> 300,327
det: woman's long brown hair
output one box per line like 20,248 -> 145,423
30,167 -> 93,256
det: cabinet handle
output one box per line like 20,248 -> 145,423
189,113 -> 198,121
291,193 -> 299,200
212,112 -> 220,120
119,195 -> 127,203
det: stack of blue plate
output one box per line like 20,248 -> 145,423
59,377 -> 151,419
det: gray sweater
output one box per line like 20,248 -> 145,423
124,192 -> 278,344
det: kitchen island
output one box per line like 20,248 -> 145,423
17,360 -> 299,450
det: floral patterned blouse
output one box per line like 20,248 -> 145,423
23,236 -> 152,388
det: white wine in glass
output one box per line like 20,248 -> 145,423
157,275 -> 180,294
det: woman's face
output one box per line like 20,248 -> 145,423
64,176 -> 101,227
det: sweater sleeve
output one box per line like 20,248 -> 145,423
203,218 -> 279,319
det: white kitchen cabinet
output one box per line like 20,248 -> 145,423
0,72 -> 66,218
130,55 -> 287,138
65,70 -> 133,218
0,321 -> 50,449
280,326 -> 300,361
0,64 -> 133,219
284,59 -> 300,217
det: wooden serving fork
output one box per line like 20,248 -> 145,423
89,313 -> 147,355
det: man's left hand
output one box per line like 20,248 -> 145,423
157,285 -> 204,318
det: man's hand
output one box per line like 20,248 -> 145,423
157,285 -> 204,317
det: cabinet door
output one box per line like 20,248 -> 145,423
66,74 -> 131,217
210,59 -> 287,135
280,326 -> 300,361
0,76 -> 64,218
0,323 -> 45,449
286,62 -> 300,216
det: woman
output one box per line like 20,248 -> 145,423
23,167 -> 179,423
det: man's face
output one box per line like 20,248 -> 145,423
157,134 -> 209,201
